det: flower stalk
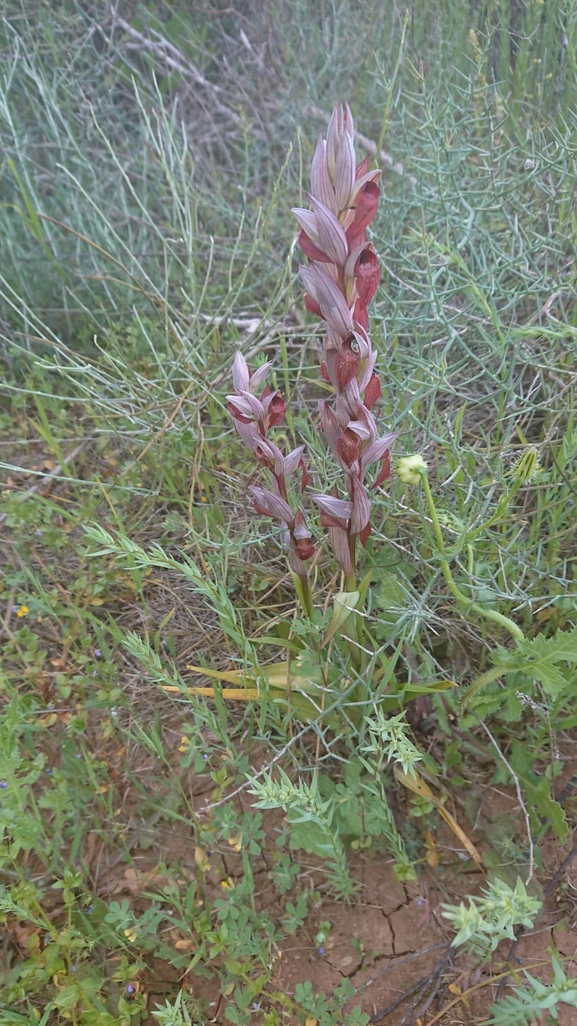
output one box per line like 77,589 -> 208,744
293,103 -> 396,593
410,459 -> 525,643
227,103 -> 395,648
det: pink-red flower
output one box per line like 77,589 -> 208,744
292,102 -> 396,576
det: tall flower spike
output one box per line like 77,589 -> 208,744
293,103 -> 397,582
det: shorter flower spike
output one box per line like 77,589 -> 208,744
228,353 -> 316,608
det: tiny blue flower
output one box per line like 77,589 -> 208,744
35,529 -> 43,537
417,898 -> 425,906
95,649 -> 102,659
203,753 -> 209,761
45,935 -> 51,943
86,906 -> 93,914
0,782 -> 7,789
127,984 -> 135,994
71,965 -> 77,973
45,768 -> 52,775
318,947 -> 325,955
76,753 -> 82,759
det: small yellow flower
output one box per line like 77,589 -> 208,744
178,736 -> 190,753
228,835 -> 242,852
220,877 -> 235,890
16,605 -> 29,618
397,455 -> 428,485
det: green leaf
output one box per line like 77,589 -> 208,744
322,591 -> 360,647
496,625 -> 577,698
375,572 -> 406,626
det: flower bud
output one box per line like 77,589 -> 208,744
511,446 -> 540,485
397,454 -> 428,485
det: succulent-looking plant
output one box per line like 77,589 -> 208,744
227,103 -> 395,605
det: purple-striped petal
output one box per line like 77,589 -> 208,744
311,493 -> 353,520
254,439 -> 285,475
357,348 -> 377,391
249,486 -> 293,524
335,128 -> 356,211
226,393 -> 262,419
309,196 -> 348,266
283,445 -> 306,477
249,360 -> 274,393
291,207 -> 320,243
362,432 -> 398,467
351,168 -> 381,199
347,419 -> 372,441
350,480 -> 371,535
318,400 -> 342,456
231,351 -> 250,393
327,524 -> 354,575
234,420 -> 261,452
310,135 -> 337,212
344,241 -> 372,281
326,104 -> 341,179
300,264 -> 353,339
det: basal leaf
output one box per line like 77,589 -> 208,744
496,625 -> 577,698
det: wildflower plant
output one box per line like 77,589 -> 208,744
228,104 -> 395,610
225,103 -> 399,692
173,102 -> 461,730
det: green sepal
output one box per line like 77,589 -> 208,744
321,591 -> 360,647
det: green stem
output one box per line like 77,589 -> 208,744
344,539 -> 365,675
420,471 -> 525,643
467,478 -> 522,540
289,569 -> 314,620
458,664 -> 511,711
301,576 -> 314,620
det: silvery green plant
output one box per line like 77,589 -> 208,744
442,876 -> 541,961
485,957 -> 577,1026
247,767 -> 355,899
361,709 -> 423,777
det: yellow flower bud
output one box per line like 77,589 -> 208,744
397,455 -> 428,485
